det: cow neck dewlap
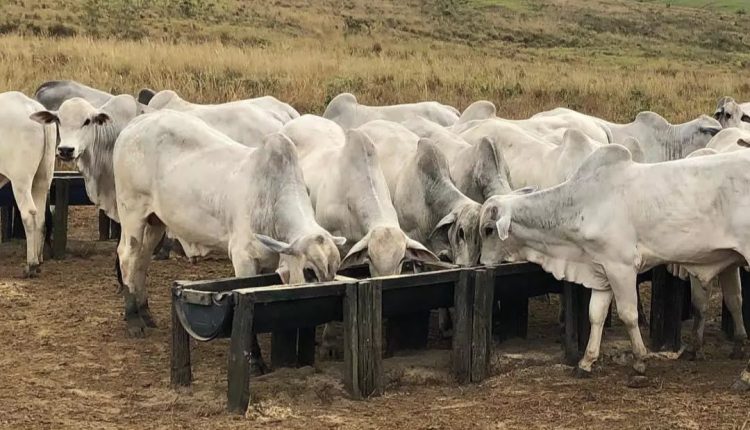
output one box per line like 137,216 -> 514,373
78,121 -> 120,221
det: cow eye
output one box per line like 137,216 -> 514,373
483,227 -> 493,237
742,115 -> 750,123
457,227 -> 465,241
82,118 -> 91,127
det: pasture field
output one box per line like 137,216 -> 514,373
2,0 -> 750,428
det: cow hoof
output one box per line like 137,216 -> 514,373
572,367 -> 591,379
731,378 -> 750,392
626,375 -> 650,389
730,346 -> 746,360
678,349 -> 703,361
632,361 -> 647,375
23,264 -> 40,278
139,305 -> 157,328
126,317 -> 146,338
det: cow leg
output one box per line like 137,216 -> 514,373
134,222 -> 166,328
12,183 -> 41,277
609,266 -> 648,376
30,178 -> 50,270
719,268 -> 747,359
116,215 -> 149,338
680,275 -> 710,361
575,289 -> 613,377
732,360 -> 750,391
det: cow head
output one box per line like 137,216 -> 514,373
478,187 -> 537,265
429,201 -> 481,267
255,233 -> 345,284
31,97 -> 111,162
340,226 -> 439,276
714,96 -> 750,129
631,112 -> 721,161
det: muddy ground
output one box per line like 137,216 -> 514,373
1,206 -> 749,429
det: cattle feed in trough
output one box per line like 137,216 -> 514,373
323,92 -> 460,129
112,110 -> 344,374
480,145 -> 750,380
0,92 -> 58,277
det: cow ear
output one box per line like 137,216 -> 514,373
92,112 -> 111,126
255,234 -> 297,255
331,235 -> 347,247
738,138 -> 750,148
700,127 -> 721,137
495,211 -> 512,241
137,88 -> 156,105
30,111 -> 59,124
429,212 -> 456,239
341,235 -> 369,269
405,238 -> 440,263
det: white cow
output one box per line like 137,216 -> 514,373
281,115 -> 438,276
113,110 -> 344,338
145,89 -> 299,124
323,93 -> 459,129
355,120 -> 482,265
34,80 -> 113,110
480,145 -> 750,381
401,116 -> 513,201
531,108 -> 721,162
2,92 -> 57,276
714,97 -> 750,130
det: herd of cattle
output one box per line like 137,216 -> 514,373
2,79 -> 750,390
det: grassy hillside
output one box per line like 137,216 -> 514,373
0,0 -> 748,121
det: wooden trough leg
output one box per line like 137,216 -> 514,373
563,282 -> 591,366
52,178 -> 69,259
170,290 -> 192,387
227,294 -> 255,414
271,329 -> 299,369
649,266 -> 684,352
297,327 -> 316,367
452,270 -> 473,384
343,280 -> 383,399
471,268 -> 494,383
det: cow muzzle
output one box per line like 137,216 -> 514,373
57,146 -> 75,161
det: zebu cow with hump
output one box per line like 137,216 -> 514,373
113,110 -> 344,351
1,92 -> 57,276
143,89 -> 299,124
400,116 -> 512,201
356,120 -> 485,265
479,145 -> 750,384
323,93 -> 460,129
531,108 -> 721,162
281,115 -> 438,276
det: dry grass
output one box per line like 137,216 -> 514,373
0,0 -> 748,122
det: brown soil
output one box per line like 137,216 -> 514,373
1,206 -> 749,430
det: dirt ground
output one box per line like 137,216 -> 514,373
1,206 -> 749,430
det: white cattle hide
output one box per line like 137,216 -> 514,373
323,93 -> 459,129
3,92 -> 57,276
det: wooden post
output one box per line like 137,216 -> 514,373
471,268 -> 494,383
385,311 -> 430,355
170,290 -> 192,387
227,293 -> 255,414
452,270 -> 473,383
563,281 -> 590,365
271,329 -> 299,369
649,266 -> 683,352
297,327 -> 316,367
52,178 -> 70,259
98,210 -> 110,241
343,282 -> 360,398
358,279 -> 383,398
0,206 -> 10,242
